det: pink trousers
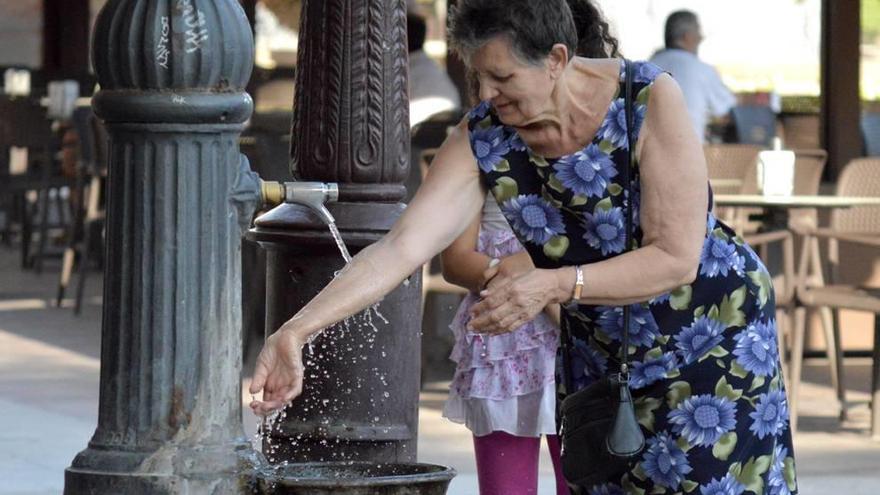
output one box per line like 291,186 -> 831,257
472,432 -> 570,495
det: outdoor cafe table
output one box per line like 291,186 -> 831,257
712,193 -> 880,284
713,194 -> 880,210
713,194 -> 880,233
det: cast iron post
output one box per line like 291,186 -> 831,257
249,0 -> 420,463
65,0 -> 262,493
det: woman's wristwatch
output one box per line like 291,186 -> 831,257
571,265 -> 584,302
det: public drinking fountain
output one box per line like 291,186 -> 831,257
68,0 -> 454,492
233,168 -> 455,494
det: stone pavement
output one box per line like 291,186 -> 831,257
1,246 -> 878,495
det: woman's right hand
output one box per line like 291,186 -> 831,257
248,327 -> 307,416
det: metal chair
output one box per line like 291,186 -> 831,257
0,96 -> 71,271
791,157 -> 880,438
56,107 -> 103,311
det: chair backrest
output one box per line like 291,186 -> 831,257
780,114 -> 820,150
730,105 -> 776,147
703,143 -> 761,185
862,112 -> 880,157
787,149 -> 827,230
832,158 -> 880,234
791,149 -> 827,195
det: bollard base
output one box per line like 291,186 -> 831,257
257,462 -> 455,495
64,442 -> 264,495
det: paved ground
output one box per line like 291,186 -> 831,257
1,245 -> 879,494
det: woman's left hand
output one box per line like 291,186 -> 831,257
468,267 -> 571,334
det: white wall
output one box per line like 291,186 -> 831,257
0,0 -> 42,68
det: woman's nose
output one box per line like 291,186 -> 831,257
479,82 -> 499,102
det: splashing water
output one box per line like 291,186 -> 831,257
254,229 -> 404,466
256,299 -> 395,464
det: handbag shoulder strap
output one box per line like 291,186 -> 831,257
561,59 -> 636,392
619,59 -> 635,377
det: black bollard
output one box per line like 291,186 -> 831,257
65,1 -> 263,493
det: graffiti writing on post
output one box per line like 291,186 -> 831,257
176,0 -> 208,54
156,16 -> 171,68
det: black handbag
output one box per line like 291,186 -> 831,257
559,59 -> 646,491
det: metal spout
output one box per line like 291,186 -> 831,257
260,180 -> 340,226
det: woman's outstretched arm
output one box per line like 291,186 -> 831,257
249,120 -> 485,413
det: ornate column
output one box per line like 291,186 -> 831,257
65,1 -> 262,493
249,0 -> 420,463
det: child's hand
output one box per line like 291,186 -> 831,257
481,252 -> 534,290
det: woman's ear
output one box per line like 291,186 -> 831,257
547,43 -> 570,79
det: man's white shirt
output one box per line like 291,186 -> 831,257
649,48 -> 736,142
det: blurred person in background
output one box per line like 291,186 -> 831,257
408,12 -> 461,128
650,10 -> 736,142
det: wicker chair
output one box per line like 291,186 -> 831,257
704,144 -> 762,230
780,114 -> 821,151
791,157 -> 880,438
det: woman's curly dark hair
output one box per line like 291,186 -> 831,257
567,0 -> 620,58
449,0 -> 619,63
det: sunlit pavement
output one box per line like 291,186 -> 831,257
1,246 -> 878,495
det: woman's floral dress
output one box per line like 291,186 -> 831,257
467,60 -> 798,495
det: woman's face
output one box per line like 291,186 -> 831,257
469,36 -> 558,126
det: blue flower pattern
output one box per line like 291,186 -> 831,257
597,304 -> 660,348
630,351 -> 677,389
668,394 -> 737,447
700,473 -> 746,495
554,144 -> 618,198
674,316 -> 726,364
467,60 -> 796,492
700,235 -> 746,278
733,319 -> 779,377
641,431 -> 693,489
768,444 -> 795,495
500,194 -> 566,245
582,207 -> 626,255
750,390 -> 789,439
471,125 -> 510,173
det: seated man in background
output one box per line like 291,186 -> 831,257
407,13 -> 461,128
650,10 -> 736,142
